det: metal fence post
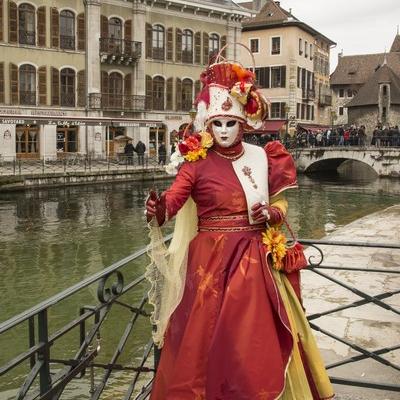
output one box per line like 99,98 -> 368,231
38,310 -> 51,394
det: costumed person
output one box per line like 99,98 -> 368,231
145,46 -> 334,400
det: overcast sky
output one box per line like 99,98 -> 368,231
236,0 -> 400,72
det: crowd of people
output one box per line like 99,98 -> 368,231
291,125 -> 400,148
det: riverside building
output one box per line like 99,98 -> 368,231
239,0 -> 335,137
0,0 -> 249,161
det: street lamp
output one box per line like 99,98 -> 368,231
189,105 -> 197,121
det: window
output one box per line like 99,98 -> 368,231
153,76 -> 165,110
270,102 -> 286,119
298,38 -> 302,55
109,72 -> 123,108
296,103 -> 300,119
250,38 -> 259,53
309,44 -> 313,60
382,85 -> 387,96
60,10 -> 75,50
57,126 -> 78,153
152,25 -> 165,60
271,37 -> 280,55
270,66 -> 286,88
19,4 -> 35,45
255,67 -> 270,88
304,40 -> 308,58
182,30 -> 193,63
347,89 -> 352,98
182,78 -> 193,111
60,68 -> 75,107
339,88 -> 344,97
339,106 -> 344,115
209,33 -> 219,58
382,106 -> 387,118
109,18 -> 122,53
19,64 -> 36,105
16,124 -> 39,156
297,67 -> 301,88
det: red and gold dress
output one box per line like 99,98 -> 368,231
150,142 -> 334,400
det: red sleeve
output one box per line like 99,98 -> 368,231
164,162 -> 196,219
264,141 -> 297,197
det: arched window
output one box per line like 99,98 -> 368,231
209,33 -> 219,58
109,18 -> 122,53
19,4 -> 35,45
182,78 -> 193,111
60,68 -> 75,107
182,30 -> 193,63
153,76 -> 165,110
152,25 -> 165,60
109,72 -> 123,108
19,64 -> 36,105
60,10 -> 75,50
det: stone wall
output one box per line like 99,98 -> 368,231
348,106 -> 378,138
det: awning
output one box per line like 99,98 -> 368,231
245,120 -> 286,134
297,124 -> 329,133
0,114 -> 163,127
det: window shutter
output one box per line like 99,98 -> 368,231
37,6 -> 46,47
145,23 -> 152,58
194,31 -> 201,64
51,67 -> 59,105
101,15 -> 108,38
175,28 -> 182,62
166,28 -> 173,61
175,77 -> 182,111
0,0 -> 3,42
77,70 -> 85,107
221,35 -> 227,58
0,63 -> 4,103
101,71 -> 108,93
145,75 -> 152,109
10,63 -> 18,104
51,8 -> 59,48
124,73 -> 131,95
124,19 -> 132,41
38,66 -> 46,105
194,79 -> 201,100
265,67 -> 270,88
281,66 -> 286,88
166,77 -> 173,110
203,32 -> 209,65
8,1 -> 17,43
77,13 -> 85,51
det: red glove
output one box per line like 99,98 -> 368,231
145,190 -> 166,226
250,202 -> 284,226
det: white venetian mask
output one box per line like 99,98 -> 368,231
210,118 -> 240,147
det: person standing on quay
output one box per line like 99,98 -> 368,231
158,142 -> 167,165
135,140 -> 146,166
145,51 -> 334,400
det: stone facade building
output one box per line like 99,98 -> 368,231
0,0 -> 249,161
330,33 -> 400,129
239,0 -> 335,136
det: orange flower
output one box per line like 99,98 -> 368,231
262,227 -> 287,270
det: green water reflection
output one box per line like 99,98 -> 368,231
0,174 -> 398,398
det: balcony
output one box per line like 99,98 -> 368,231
19,91 -> 36,105
319,94 -> 332,107
88,93 -> 146,111
302,88 -> 315,101
60,93 -> 76,107
99,38 -> 142,65
19,30 -> 35,45
60,35 -> 75,50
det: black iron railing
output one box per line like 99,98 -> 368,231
19,30 -> 35,45
19,91 -> 36,106
0,239 -> 399,398
99,38 -> 142,60
87,93 -> 146,111
60,35 -> 75,50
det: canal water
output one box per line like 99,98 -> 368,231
0,169 -> 399,398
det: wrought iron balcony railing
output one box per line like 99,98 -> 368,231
19,30 -> 35,45
0,239 -> 399,399
60,92 -> 76,107
60,35 -> 75,50
151,47 -> 165,60
88,93 -> 146,111
99,38 -> 142,64
181,50 -> 193,64
19,90 -> 36,105
302,88 -> 315,101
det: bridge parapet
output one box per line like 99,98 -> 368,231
291,147 -> 400,177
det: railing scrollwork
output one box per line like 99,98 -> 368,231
97,270 -> 124,303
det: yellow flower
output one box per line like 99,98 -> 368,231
262,227 -> 287,270
200,131 -> 214,149
184,148 -> 208,162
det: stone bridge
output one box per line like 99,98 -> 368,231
291,147 -> 400,177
